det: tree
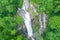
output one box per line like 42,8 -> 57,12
0,0 -> 24,40
0,0 -> 23,17
44,16 -> 60,40
31,0 -> 60,16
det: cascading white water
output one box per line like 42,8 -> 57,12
17,0 -> 48,40
39,13 -> 46,35
21,9 -> 33,38
17,0 -> 35,40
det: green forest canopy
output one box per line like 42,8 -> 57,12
0,0 -> 60,40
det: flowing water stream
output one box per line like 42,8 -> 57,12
17,0 -> 35,40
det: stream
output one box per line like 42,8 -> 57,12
17,0 -> 35,40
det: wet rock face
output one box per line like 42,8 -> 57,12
16,0 -> 48,40
38,13 -> 47,35
17,7 -> 48,40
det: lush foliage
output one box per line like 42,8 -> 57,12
0,0 -> 24,40
0,0 -> 60,40
0,0 -> 23,17
31,0 -> 60,15
44,16 -> 60,40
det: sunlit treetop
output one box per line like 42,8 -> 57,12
31,0 -> 60,15
0,0 -> 23,17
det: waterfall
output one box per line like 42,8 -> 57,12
17,0 -> 48,40
17,0 -> 35,40
38,12 -> 48,40
39,12 -> 47,35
